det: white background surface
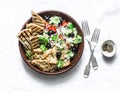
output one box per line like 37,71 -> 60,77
0,0 -> 120,92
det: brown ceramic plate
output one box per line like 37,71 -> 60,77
19,10 -> 84,75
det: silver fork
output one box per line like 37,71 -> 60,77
81,21 -> 98,69
84,28 -> 100,78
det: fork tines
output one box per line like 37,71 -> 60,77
81,20 -> 90,35
91,28 -> 100,43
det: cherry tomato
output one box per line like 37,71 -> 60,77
61,21 -> 68,26
47,25 -> 57,33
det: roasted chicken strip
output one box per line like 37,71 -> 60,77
31,11 -> 46,27
26,23 -> 44,36
17,29 -> 32,50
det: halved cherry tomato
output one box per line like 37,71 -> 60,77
61,21 -> 68,26
47,25 -> 57,33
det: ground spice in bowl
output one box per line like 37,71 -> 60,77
101,40 -> 116,57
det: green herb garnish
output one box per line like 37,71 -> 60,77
73,35 -> 82,44
40,44 -> 47,53
39,36 -> 49,45
59,40 -> 64,44
57,59 -> 64,68
68,23 -> 74,30
26,50 -> 32,59
49,16 -> 61,26
52,35 -> 58,41
67,50 -> 74,58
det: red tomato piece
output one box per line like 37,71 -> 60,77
61,21 -> 68,26
47,25 -> 57,32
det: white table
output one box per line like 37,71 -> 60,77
0,0 -> 120,92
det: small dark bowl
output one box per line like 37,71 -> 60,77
19,10 -> 84,75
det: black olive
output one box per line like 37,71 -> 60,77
44,15 -> 50,21
46,43 -> 51,49
56,52 -> 61,59
68,33 -> 74,37
58,19 -> 63,26
71,46 -> 77,52
51,23 -> 54,25
48,30 -> 55,36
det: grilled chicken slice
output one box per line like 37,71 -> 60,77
41,49 -> 52,60
33,48 -> 42,54
49,56 -> 57,64
45,55 -> 57,64
17,29 -> 32,50
31,59 -> 57,72
29,35 -> 40,49
63,61 -> 71,67
17,28 -> 40,50
31,59 -> 49,71
31,11 -> 46,27
26,23 -> 44,36
41,46 -> 57,59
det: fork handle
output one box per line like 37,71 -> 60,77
84,50 -> 94,78
88,41 -> 98,70
84,64 -> 91,78
91,56 -> 98,70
